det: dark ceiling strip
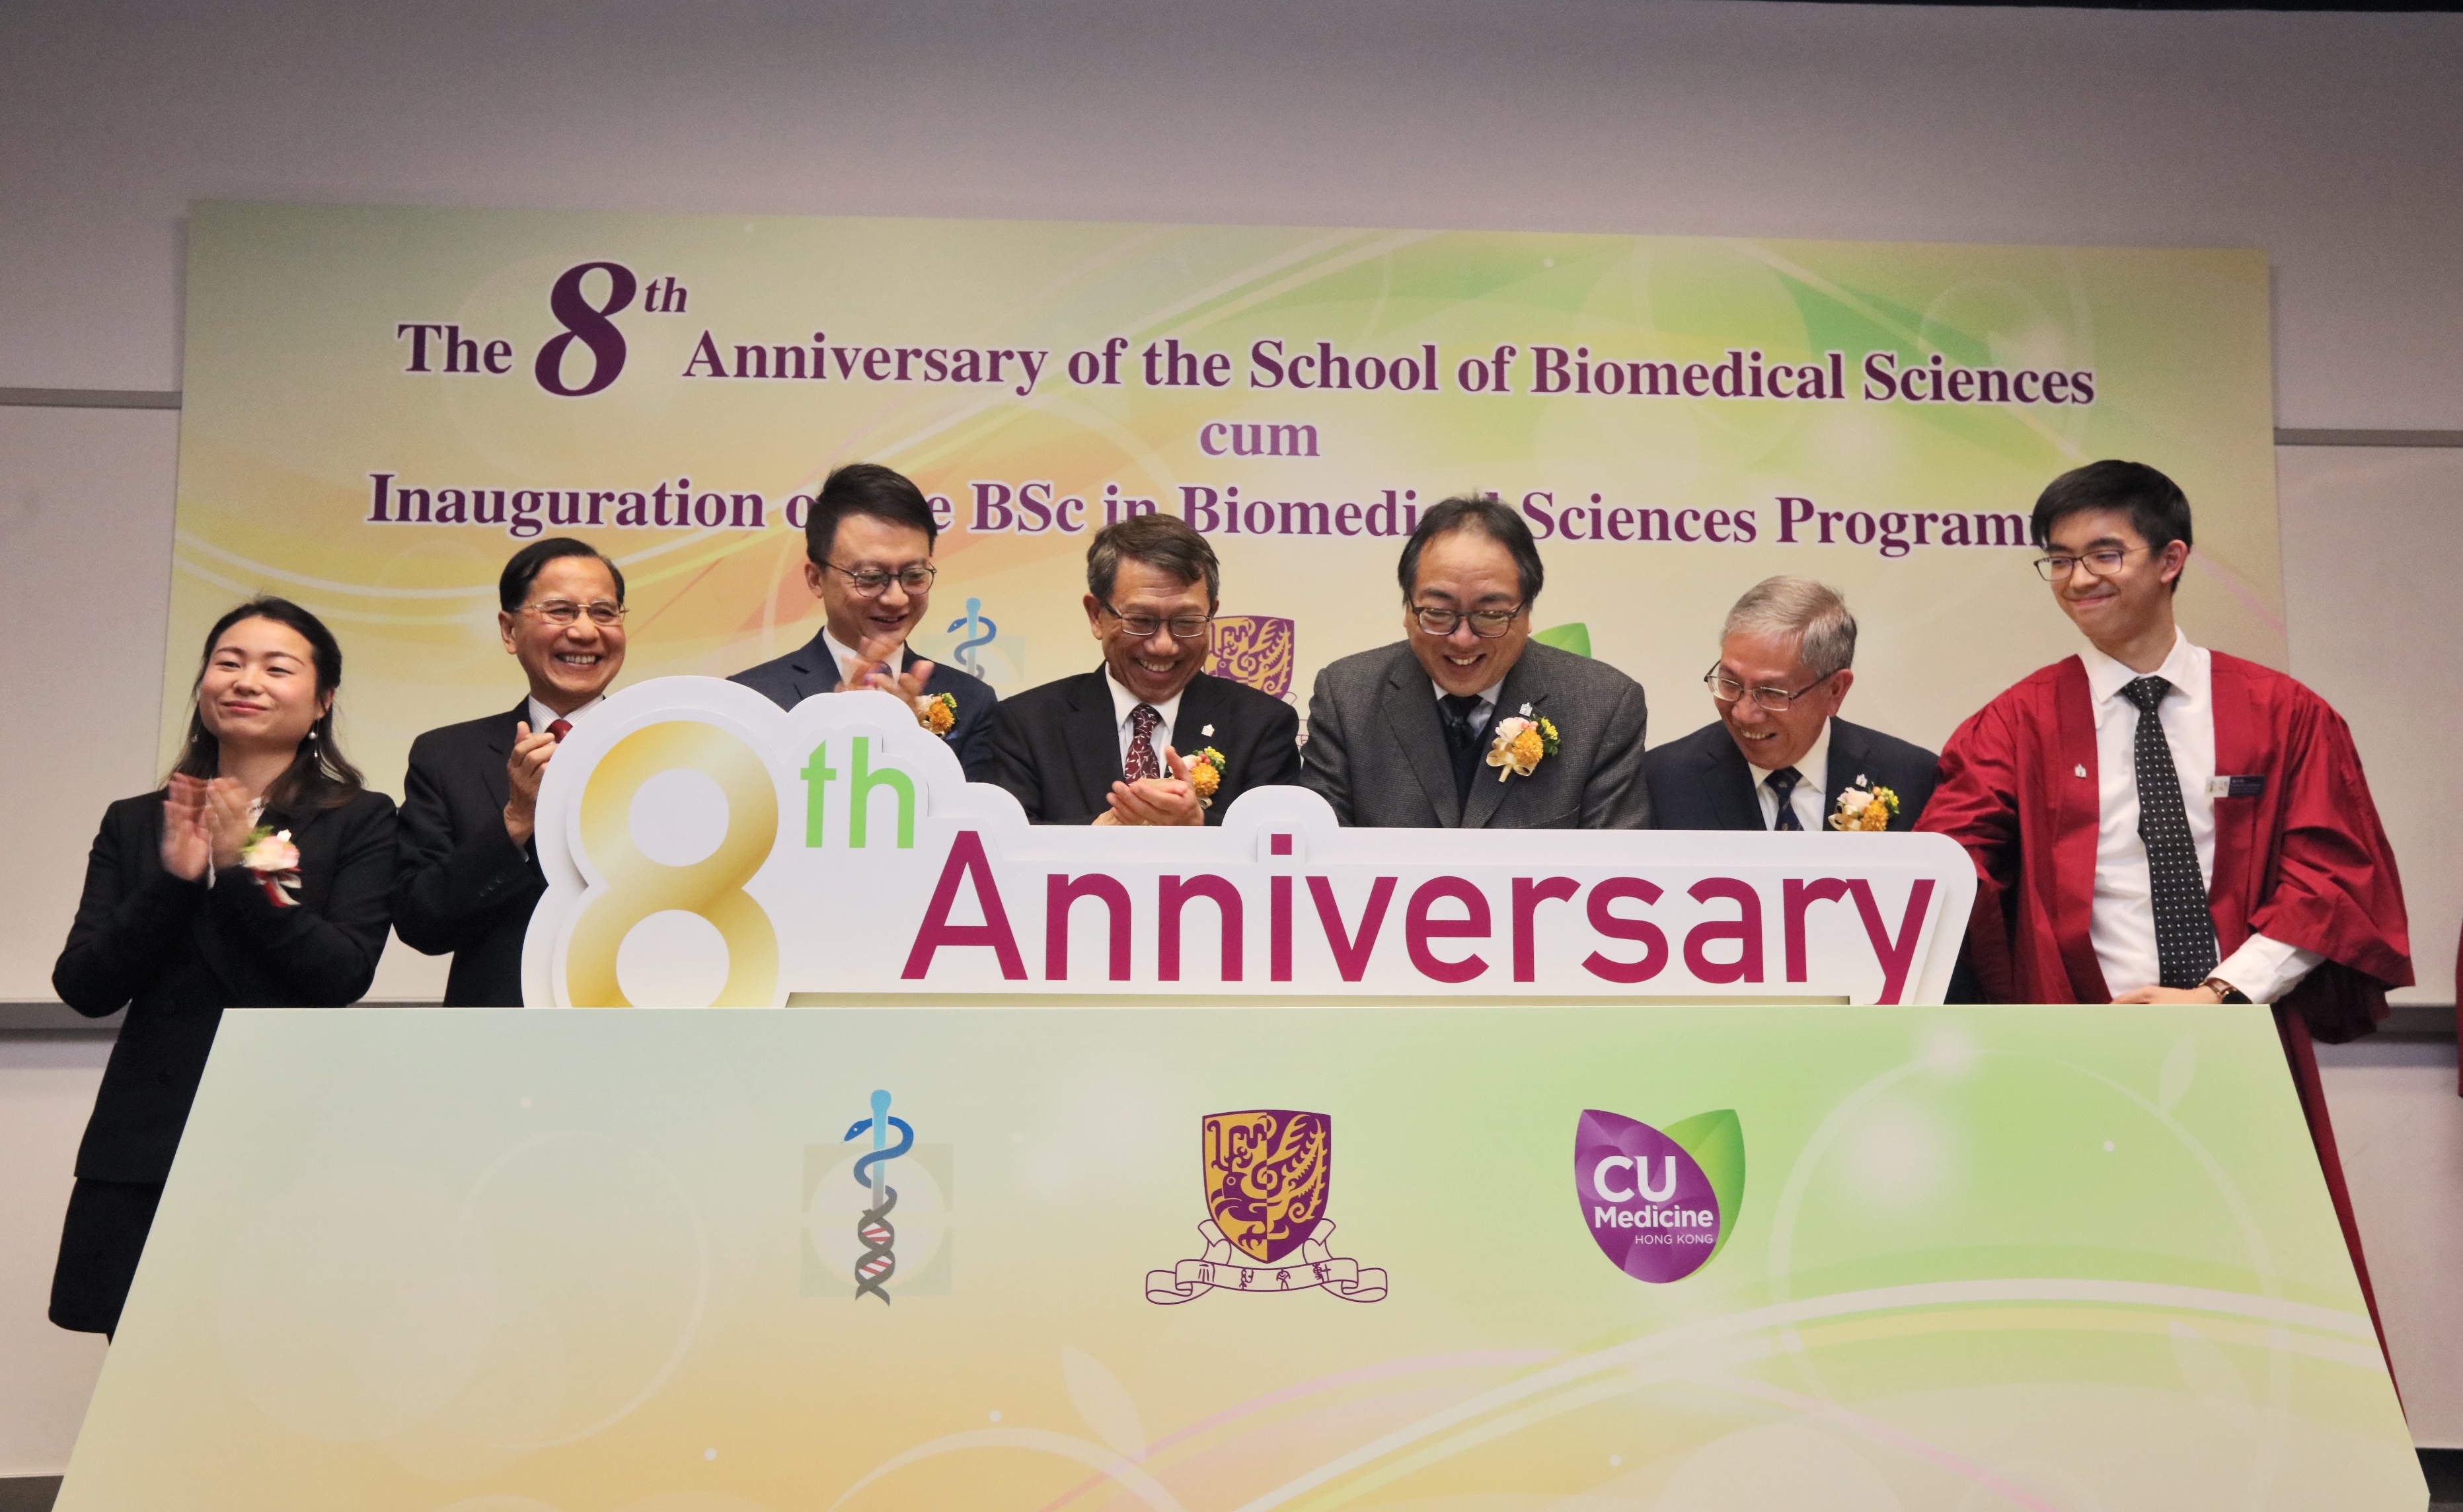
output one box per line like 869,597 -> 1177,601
0,387 -> 182,410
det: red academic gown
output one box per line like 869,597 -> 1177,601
1919,651 -> 2413,1361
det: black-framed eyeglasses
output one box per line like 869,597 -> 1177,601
1704,662 -> 1835,712
1410,603 -> 1524,638
1102,602 -> 1214,640
522,599 -> 627,626
2033,545 -> 2147,582
826,560 -> 938,595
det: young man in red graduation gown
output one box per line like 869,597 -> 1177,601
1919,460 -> 2412,1349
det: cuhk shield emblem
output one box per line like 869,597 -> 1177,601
1204,1110 -> 1329,1264
1205,615 -> 1296,700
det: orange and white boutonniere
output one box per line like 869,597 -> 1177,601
1186,747 -> 1227,808
1827,775 -> 1901,832
1485,704 -> 1561,782
240,825 -> 302,907
916,692 -> 958,738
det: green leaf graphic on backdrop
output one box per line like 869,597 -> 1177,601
1663,1109 -> 1745,1263
1533,623 -> 1591,658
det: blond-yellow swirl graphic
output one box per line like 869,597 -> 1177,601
565,720 -> 780,1006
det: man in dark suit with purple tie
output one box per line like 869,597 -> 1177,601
989,514 -> 1300,825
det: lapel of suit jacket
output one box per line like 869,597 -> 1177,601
1821,716 -> 1872,831
481,699 -> 527,811
1698,727 -> 1763,832
1461,657 -> 1545,829
786,627 -> 843,703
1065,669 -> 1127,813
1377,649 -> 1462,828
1174,672 -> 1231,759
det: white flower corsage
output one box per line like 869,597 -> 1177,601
241,825 -> 302,907
1827,775 -> 1901,833
1484,708 -> 1561,781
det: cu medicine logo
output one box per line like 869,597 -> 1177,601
1575,1108 -> 1746,1285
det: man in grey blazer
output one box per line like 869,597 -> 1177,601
1300,495 -> 1650,829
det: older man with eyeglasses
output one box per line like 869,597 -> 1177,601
394,537 -> 632,1005
989,513 -> 1300,825
731,462 -> 997,780
1643,576 -> 1940,835
1300,494 -> 1649,829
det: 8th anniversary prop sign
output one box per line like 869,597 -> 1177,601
521,679 -> 1974,1006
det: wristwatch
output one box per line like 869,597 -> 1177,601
2201,977 -> 2252,1004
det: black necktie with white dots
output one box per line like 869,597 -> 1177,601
2121,675 -> 2217,989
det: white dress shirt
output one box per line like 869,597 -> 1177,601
527,695 -> 603,735
1106,672 -> 1186,775
2079,629 -> 2320,1003
1751,720 -> 1831,833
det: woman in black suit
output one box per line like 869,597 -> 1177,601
50,597 -> 397,1337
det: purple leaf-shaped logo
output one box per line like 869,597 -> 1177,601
1574,1109 -> 1723,1283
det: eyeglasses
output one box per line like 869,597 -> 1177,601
825,561 -> 938,595
1704,663 -> 1835,712
523,599 -> 626,626
1102,603 -> 1214,640
1410,603 -> 1524,638
2033,546 -> 2148,581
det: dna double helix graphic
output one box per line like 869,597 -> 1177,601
843,1088 -> 914,1304
944,598 -> 997,679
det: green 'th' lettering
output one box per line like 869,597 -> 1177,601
802,740 -> 838,847
849,736 -> 915,850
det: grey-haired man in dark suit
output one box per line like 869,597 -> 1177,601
1300,495 -> 1651,829
1643,576 -> 1938,833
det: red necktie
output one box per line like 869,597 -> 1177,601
548,719 -> 572,743
1125,704 -> 1161,781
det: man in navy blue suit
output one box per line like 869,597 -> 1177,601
1644,576 -> 1939,833
731,463 -> 996,780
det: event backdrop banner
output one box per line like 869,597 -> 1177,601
166,201 -> 2281,789
60,1003 -> 2419,1510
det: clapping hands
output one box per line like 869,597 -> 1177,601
1094,746 -> 1205,827
845,634 -> 938,708
159,775 -> 212,880
159,773 -> 264,878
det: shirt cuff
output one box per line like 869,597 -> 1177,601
2213,934 -> 2326,1004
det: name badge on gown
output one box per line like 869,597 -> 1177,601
2206,775 -> 2266,798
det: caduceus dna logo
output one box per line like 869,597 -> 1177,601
843,1090 -> 914,1303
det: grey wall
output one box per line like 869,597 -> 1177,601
3,0 -> 2458,1475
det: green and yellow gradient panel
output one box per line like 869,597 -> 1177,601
61,1002 -> 2419,1510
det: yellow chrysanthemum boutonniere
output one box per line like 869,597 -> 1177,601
1186,747 -> 1227,808
917,692 -> 958,737
1827,775 -> 1901,832
1485,704 -> 1562,782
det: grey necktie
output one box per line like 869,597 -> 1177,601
2121,675 -> 2218,988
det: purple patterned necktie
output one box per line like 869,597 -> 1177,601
1125,702 -> 1162,781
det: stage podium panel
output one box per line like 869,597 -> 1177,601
60,1001 -> 2419,1511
